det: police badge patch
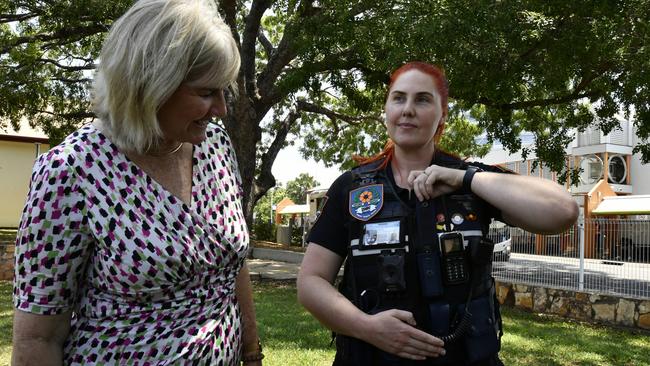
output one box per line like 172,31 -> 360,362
349,184 -> 383,221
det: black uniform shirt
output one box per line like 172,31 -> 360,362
307,153 -> 509,258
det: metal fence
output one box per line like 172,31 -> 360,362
490,218 -> 650,300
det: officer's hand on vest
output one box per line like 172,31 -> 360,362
362,309 -> 446,361
407,165 -> 464,201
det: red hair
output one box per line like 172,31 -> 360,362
354,61 -> 449,168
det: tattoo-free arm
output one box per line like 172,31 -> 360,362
235,262 -> 262,364
12,310 -> 71,366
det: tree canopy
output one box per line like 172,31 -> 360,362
2,0 -> 649,222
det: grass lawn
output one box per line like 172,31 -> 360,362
0,281 -> 12,366
1,280 -> 648,365
253,281 -> 650,366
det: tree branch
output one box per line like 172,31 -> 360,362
257,29 -> 274,59
296,100 -> 383,135
260,48 -> 362,110
254,111 -> 300,200
257,1 -> 325,104
296,100 -> 381,126
477,90 -> 602,111
0,12 -> 37,22
51,77 -> 92,83
242,0 -> 272,99
36,109 -> 95,119
220,0 -> 241,46
37,58 -> 96,71
0,24 -> 108,55
574,61 -> 615,92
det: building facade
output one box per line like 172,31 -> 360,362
479,119 -> 649,196
0,123 -> 49,227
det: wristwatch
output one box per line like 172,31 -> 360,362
463,165 -> 482,192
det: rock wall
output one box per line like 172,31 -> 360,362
496,281 -> 650,331
0,244 -> 13,281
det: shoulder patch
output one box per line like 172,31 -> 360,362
349,184 -> 383,221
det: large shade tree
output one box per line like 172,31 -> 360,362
2,0 -> 649,224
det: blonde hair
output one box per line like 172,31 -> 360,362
92,0 -> 240,153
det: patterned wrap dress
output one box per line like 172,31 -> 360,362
13,123 -> 249,365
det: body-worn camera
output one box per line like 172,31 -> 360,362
377,249 -> 407,293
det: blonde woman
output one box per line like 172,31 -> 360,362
12,0 -> 263,364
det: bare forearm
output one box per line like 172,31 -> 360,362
235,263 -> 260,353
471,172 -> 578,234
12,310 -> 70,366
12,339 -> 63,366
297,274 -> 369,340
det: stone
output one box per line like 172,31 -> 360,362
593,303 -> 616,323
575,292 -> 589,302
639,313 -> 650,330
616,299 -> 636,326
514,284 -> 529,293
533,287 -> 547,312
496,283 -> 511,305
550,297 -> 570,316
0,269 -> 12,281
639,301 -> 650,314
589,294 -> 601,303
515,292 -> 533,310
575,304 -> 592,321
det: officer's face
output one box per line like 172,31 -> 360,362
384,70 -> 444,151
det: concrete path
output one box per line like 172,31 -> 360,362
247,247 -> 303,281
247,258 -> 301,281
247,247 -> 343,281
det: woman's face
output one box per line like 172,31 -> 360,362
384,70 -> 444,151
156,83 -> 227,145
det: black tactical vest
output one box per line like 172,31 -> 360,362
335,157 -> 502,366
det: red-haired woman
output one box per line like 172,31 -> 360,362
297,61 -> 578,365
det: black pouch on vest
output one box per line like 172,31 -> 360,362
417,250 -> 443,297
468,236 -> 495,265
463,295 -> 500,363
428,302 -> 450,337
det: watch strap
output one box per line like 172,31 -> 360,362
463,165 -> 482,192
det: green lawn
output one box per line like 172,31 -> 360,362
0,281 -> 13,366
1,280 -> 649,365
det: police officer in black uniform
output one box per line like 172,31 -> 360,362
297,61 -> 578,366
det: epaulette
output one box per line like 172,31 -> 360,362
351,159 -> 385,186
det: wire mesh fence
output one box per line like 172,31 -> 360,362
490,218 -> 650,300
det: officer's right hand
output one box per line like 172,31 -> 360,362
360,309 -> 446,361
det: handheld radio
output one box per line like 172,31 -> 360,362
438,232 -> 469,285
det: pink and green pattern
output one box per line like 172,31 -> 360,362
14,123 -> 249,365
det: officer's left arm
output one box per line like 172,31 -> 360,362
409,166 -> 578,235
470,171 -> 578,234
